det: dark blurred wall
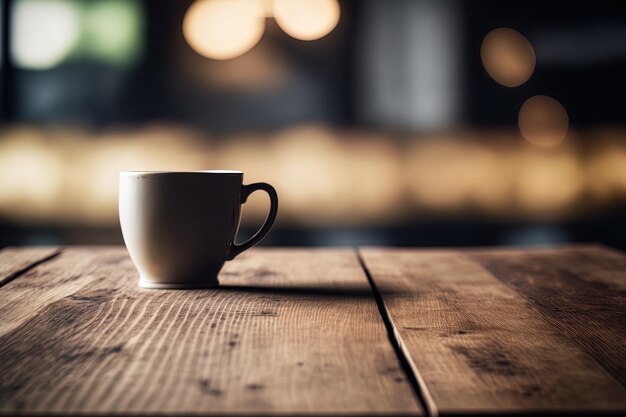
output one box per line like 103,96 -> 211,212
5,0 -> 626,131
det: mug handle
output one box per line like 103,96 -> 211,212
226,182 -> 278,260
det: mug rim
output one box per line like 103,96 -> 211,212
120,170 -> 243,176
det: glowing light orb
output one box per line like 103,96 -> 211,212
515,151 -> 583,214
183,0 -> 265,60
481,28 -> 535,87
11,0 -> 81,69
83,0 -> 143,65
273,0 -> 340,41
0,132 -> 64,219
519,95 -> 569,147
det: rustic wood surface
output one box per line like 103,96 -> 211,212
0,247 -> 421,415
1,245 -> 625,416
470,246 -> 626,387
360,246 -> 626,416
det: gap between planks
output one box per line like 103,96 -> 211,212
359,247 -> 626,416
0,247 -> 62,289
0,246 -> 437,416
0,247 -> 424,415
358,251 -> 438,417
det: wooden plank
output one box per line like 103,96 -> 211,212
360,248 -> 626,416
469,245 -> 626,386
557,245 -> 626,291
0,247 -> 123,336
0,247 -> 422,416
472,245 -> 626,290
0,247 -> 60,288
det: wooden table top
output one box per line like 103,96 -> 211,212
0,245 -> 624,416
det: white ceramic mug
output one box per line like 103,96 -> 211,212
119,171 -> 278,288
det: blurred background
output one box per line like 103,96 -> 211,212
1,0 -> 626,249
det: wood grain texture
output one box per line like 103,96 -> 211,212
0,248 -> 118,336
0,247 -> 422,416
360,247 -> 626,416
0,247 -> 60,288
469,245 -> 626,386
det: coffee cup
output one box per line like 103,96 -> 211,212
119,171 -> 278,288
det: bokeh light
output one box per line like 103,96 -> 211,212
81,0 -> 143,65
514,150 -> 584,215
481,27 -> 536,87
0,130 -> 64,219
11,0 -> 81,69
519,95 -> 569,147
273,0 -> 340,41
407,139 -> 511,211
586,132 -> 626,202
2,126 -> 626,224
183,0 -> 265,60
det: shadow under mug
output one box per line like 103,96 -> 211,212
119,170 -> 278,288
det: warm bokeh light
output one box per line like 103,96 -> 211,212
11,0 -> 81,69
183,0 -> 265,60
1,126 -> 626,224
341,132 -> 404,220
586,131 -> 626,202
519,95 -> 569,147
481,28 -> 536,87
407,139 -> 511,212
273,0 -> 340,41
514,150 -> 584,215
0,130 -> 64,219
